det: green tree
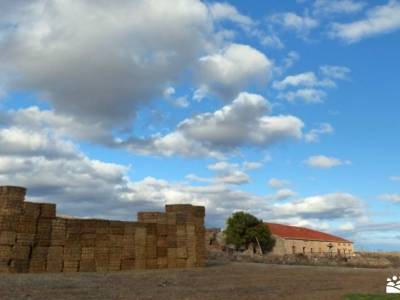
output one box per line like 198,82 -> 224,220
224,212 -> 275,253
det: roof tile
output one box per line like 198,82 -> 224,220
265,222 -> 352,243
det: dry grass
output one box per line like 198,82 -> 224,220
0,261 -> 398,300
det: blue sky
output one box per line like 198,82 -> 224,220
0,0 -> 399,251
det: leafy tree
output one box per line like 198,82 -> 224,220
224,212 -> 275,253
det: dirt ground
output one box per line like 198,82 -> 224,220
0,262 -> 398,300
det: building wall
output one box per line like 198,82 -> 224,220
0,186 -> 205,273
271,235 -> 354,257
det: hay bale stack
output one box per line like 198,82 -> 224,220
80,246 -> 95,272
1,185 -> 206,273
29,246 -> 48,272
134,225 -> 146,269
0,186 -> 25,216
47,246 -> 63,272
50,218 -> 66,246
0,245 -> 13,272
13,244 -> 31,273
63,219 -> 82,272
121,222 -> 136,270
95,220 -> 110,272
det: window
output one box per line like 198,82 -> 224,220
303,246 -> 306,254
292,246 -> 296,254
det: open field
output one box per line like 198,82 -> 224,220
0,262 -> 398,300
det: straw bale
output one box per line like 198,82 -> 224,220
134,259 -> 146,269
40,203 -> 56,218
120,259 -> 135,270
176,258 -> 187,268
16,233 -> 35,246
95,220 -> 109,234
0,231 -> 16,245
157,257 -> 168,269
22,202 -> 41,219
0,215 -> 18,231
47,246 -> 63,272
109,221 -> 124,235
63,260 -> 79,272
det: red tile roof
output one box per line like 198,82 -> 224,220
265,222 -> 352,243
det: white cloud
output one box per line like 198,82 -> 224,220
331,0 -> 400,42
270,12 -> 319,35
208,2 -> 254,29
389,176 -> 400,182
278,88 -> 327,103
320,65 -> 351,80
163,86 -> 176,98
305,155 -> 352,169
243,161 -> 264,170
274,66 -> 350,104
271,193 -> 363,219
208,161 -> 239,172
275,188 -> 297,200
207,161 -> 250,185
273,71 -> 336,90
259,34 -> 285,49
379,194 -> 400,203
197,43 -> 273,99
174,96 -> 190,108
0,123 -> 268,224
305,123 -> 334,143
338,222 -> 355,231
1,106 -> 113,144
313,0 -> 365,15
124,92 -> 304,157
273,72 -> 318,90
215,171 -> 250,185
0,127 -> 78,159
268,178 -> 290,189
0,0 -> 220,140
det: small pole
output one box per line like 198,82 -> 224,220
255,237 -> 263,255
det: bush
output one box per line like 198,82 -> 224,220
224,212 -> 275,253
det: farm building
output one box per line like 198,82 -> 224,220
266,223 -> 354,257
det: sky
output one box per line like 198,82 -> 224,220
0,0 -> 399,251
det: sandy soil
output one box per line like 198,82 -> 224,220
0,262 -> 398,300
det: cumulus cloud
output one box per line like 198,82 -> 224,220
0,127 -> 78,159
208,2 -> 255,29
379,194 -> 400,203
273,72 -> 321,90
273,66 -> 350,104
123,92 -> 304,157
271,193 -> 364,219
205,161 -> 250,185
243,161 -> 264,170
305,155 -> 352,169
268,178 -> 291,189
0,122 -> 368,229
197,44 -> 272,100
320,65 -> 351,80
0,122 -> 270,224
305,123 -> 334,143
331,0 -> 400,43
313,0 -> 365,15
275,188 -> 297,200
389,176 -> 400,182
0,0 -> 225,140
278,88 -> 327,103
1,106 -> 114,144
270,12 -> 319,35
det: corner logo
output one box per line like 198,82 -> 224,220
386,275 -> 400,294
